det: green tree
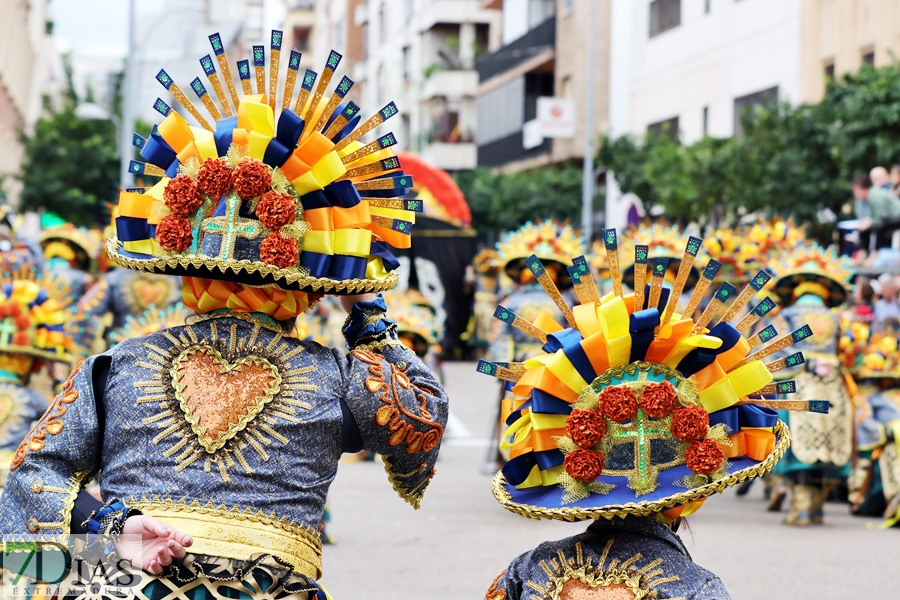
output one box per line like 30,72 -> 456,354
18,56 -> 119,226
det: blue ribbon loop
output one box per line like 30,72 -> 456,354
629,308 -> 660,363
677,322 -> 741,378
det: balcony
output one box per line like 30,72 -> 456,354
420,142 -> 477,171
422,69 -> 478,99
476,16 -> 555,82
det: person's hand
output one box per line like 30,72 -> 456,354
859,217 -> 873,231
339,293 -> 377,314
117,515 -> 192,575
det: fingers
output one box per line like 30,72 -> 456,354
167,539 -> 187,560
155,545 -> 174,568
147,559 -> 161,575
170,531 -> 193,548
147,517 -> 174,539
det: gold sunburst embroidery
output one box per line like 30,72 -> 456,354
0,384 -> 39,445
136,319 -> 316,482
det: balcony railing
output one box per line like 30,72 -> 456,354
475,16 -> 555,82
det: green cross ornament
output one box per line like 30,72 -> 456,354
273,32 -> 281,44
255,50 -> 264,61
291,57 -> 299,67
607,408 -> 671,495
0,318 -> 19,346
201,195 -> 265,260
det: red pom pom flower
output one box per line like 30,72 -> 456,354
197,158 -> 233,199
12,332 -> 30,347
232,160 -> 272,200
600,385 -> 638,423
565,409 -> 607,448
163,175 -> 203,217
685,439 -> 725,475
256,191 -> 297,230
563,448 -> 604,482
259,233 -> 299,268
670,405 -> 710,443
640,381 -> 678,418
156,215 -> 194,252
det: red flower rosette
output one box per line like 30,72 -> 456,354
600,385 -> 638,423
259,233 -> 299,268
163,175 -> 203,217
563,448 -> 604,482
197,158 -> 233,199
565,409 -> 607,448
232,160 -> 272,200
671,405 -> 710,443
685,439 -> 725,475
256,191 -> 297,230
156,215 -> 194,252
12,332 -> 30,346
640,381 -> 678,418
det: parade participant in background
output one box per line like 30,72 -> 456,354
40,224 -> 100,306
382,287 -> 445,377
466,248 -> 506,356
477,228 -> 816,599
768,243 -> 855,525
0,265 -> 73,488
0,32 -> 448,600
839,319 -> 900,527
0,204 -> 43,268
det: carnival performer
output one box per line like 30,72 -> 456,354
40,225 -> 99,307
0,267 -> 73,488
477,228 -> 819,599
0,204 -> 43,269
466,248 -> 504,356
0,32 -> 448,600
768,243 -> 855,525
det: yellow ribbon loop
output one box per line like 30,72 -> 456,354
698,360 -> 772,413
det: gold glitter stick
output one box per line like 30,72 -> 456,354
281,50 -> 302,114
747,324 -> 777,350
339,156 -> 401,181
718,269 -> 773,326
154,69 -> 212,130
251,45 -> 266,96
524,255 -> 577,328
732,324 -> 813,369
753,380 -> 796,396
602,229 -> 623,297
294,69 -> 317,115
735,296 -> 777,334
354,174 -> 413,192
476,360 -> 523,383
303,50 -> 343,130
766,352 -> 805,373
738,399 -> 828,413
647,258 -> 670,310
662,236 -> 702,325
691,281 -> 735,335
199,54 -> 233,117
128,160 -> 166,178
341,129 -> 397,163
208,33 -> 240,112
188,77 -> 222,122
268,31 -> 283,112
493,305 -> 548,344
236,60 -> 253,95
334,101 -> 399,152
314,76 -> 355,134
366,197 -> 422,212
682,259 -> 721,321
633,245 -> 649,310
567,256 -> 600,304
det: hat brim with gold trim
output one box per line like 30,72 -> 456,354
773,272 -> 848,309
477,228 -> 823,522
497,221 -> 585,280
109,31 -> 420,294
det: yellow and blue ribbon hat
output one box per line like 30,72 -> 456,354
0,263 -> 73,365
496,220 -> 585,280
40,224 -> 100,270
771,242 -> 854,309
619,222 -> 700,292
838,313 -> 900,380
474,228 -> 829,521
108,30 -> 420,294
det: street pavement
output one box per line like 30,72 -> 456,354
320,362 -> 898,599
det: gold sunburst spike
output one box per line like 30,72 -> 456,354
188,77 -> 222,122
647,258 -> 670,310
128,160 -> 166,178
602,228 -> 622,298
251,45 -> 266,96
682,259 -> 721,321
268,30 -> 283,112
302,49 -> 343,131
662,236 -> 702,325
633,245 -> 649,311
294,68 -> 317,115
334,101 -> 399,153
717,269 -> 773,326
208,33 -> 240,112
199,54 -> 233,117
339,156 -> 402,181
281,49 -> 302,114
476,360 -> 523,383
341,129 -> 396,163
236,60 -> 253,95
738,399 -> 828,413
731,324 -> 813,370
747,324 -> 778,350
691,281 -> 735,335
752,380 -> 796,396
524,255 -> 577,328
766,352 -> 805,373
735,296 -> 777,334
355,174 -> 414,192
314,76 -> 354,134
493,305 -> 548,344
370,214 -> 413,236
155,70 -> 212,131
567,256 -> 600,304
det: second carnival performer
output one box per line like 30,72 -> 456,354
768,243 -> 855,525
0,32 -> 448,600
477,228 -> 822,599
40,225 -> 100,307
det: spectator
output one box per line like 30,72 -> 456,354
871,166 -> 891,189
852,175 -> 900,232
851,277 -> 876,320
891,164 -> 900,195
874,274 -> 900,330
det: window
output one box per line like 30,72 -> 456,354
862,49 -> 875,66
705,0 -> 711,13
292,26 -> 311,52
648,116 -> 679,142
824,60 -> 834,80
733,87 -> 778,136
649,0 -> 680,38
702,106 -> 709,136
334,21 -> 344,51
403,46 -> 411,83
379,2 -> 387,44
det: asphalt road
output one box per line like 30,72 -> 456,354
320,362 -> 898,599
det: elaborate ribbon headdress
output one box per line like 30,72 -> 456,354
771,242 -> 854,308
497,221 -> 585,277
40,224 -> 101,271
476,228 -> 826,521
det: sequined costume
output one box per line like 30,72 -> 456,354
0,380 -> 49,487
849,386 -> 900,522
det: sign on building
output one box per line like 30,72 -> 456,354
537,97 -> 575,138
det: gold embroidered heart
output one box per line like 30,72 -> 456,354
171,346 -> 282,453
131,276 -> 173,309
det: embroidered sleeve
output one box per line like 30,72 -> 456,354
688,576 -> 732,599
342,345 -> 448,508
68,276 -> 113,358
485,570 -> 510,600
341,294 -> 403,352
0,359 -> 101,540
